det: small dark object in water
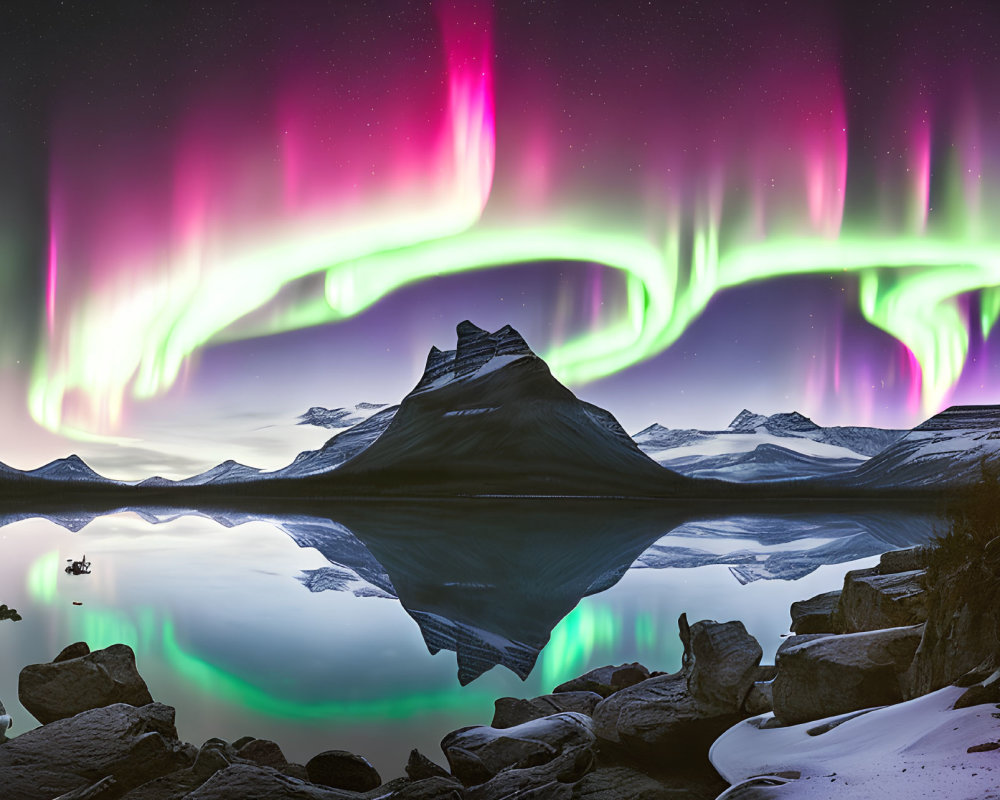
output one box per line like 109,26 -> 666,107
0,604 -> 22,621
65,555 -> 91,575
72,602 -> 83,606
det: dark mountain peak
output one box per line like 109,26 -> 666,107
413,322 -> 537,395
331,321 -> 682,496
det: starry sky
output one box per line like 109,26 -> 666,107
3,0 -> 1000,479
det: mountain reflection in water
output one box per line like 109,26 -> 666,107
1,499 -> 939,772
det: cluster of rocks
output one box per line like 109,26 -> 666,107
0,617 -> 770,799
0,603 -> 22,621
756,545 -> 1000,728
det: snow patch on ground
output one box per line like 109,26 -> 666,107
710,686 -> 1000,799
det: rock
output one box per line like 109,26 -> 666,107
569,766 -> 672,799
953,671 -> 1000,709
19,643 -> 154,725
0,603 -> 22,621
492,692 -> 603,728
879,546 -> 928,574
687,620 -> 762,709
968,742 -> 1000,753
185,763 -> 362,799
441,712 -> 596,786
839,568 -> 927,632
306,750 -> 381,792
591,671 -> 738,761
742,681 -> 774,716
231,735 -> 256,750
237,738 -> 288,770
789,590 -> 843,635
906,555 -> 1000,698
771,625 -> 923,724
121,743 -> 229,800
54,642 -> 91,663
463,742 -> 593,800
592,619 -> 762,764
405,748 -> 452,781
390,776 -> 465,799
553,664 -> 650,698
0,702 -> 191,800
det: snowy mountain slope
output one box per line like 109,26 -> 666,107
174,459 -> 264,486
660,442 -> 866,482
275,404 -> 399,478
26,455 -> 117,483
633,409 -> 906,482
838,405 -> 1000,488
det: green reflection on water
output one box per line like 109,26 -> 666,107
58,602 -> 502,722
26,551 -> 60,604
539,601 -> 618,688
160,620 -> 499,721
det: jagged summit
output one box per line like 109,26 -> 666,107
728,409 -> 819,434
413,321 -> 536,395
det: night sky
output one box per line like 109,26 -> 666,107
3,0 -> 1000,479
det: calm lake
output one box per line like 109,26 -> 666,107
0,500 -> 940,778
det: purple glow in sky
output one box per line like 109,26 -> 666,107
2,1 -> 1000,478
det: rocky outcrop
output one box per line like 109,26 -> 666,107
905,539 -> 1000,698
591,619 -> 761,761
19,643 -> 154,725
771,624 -> 924,724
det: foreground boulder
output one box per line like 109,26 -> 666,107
687,620 -> 763,709
19,643 -> 153,724
0,702 -> 191,800
592,619 -> 761,761
772,625 -> 923,724
441,711 -> 596,786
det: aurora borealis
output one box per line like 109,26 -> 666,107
4,1 -> 1000,475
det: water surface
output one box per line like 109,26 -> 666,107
0,501 -> 939,777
